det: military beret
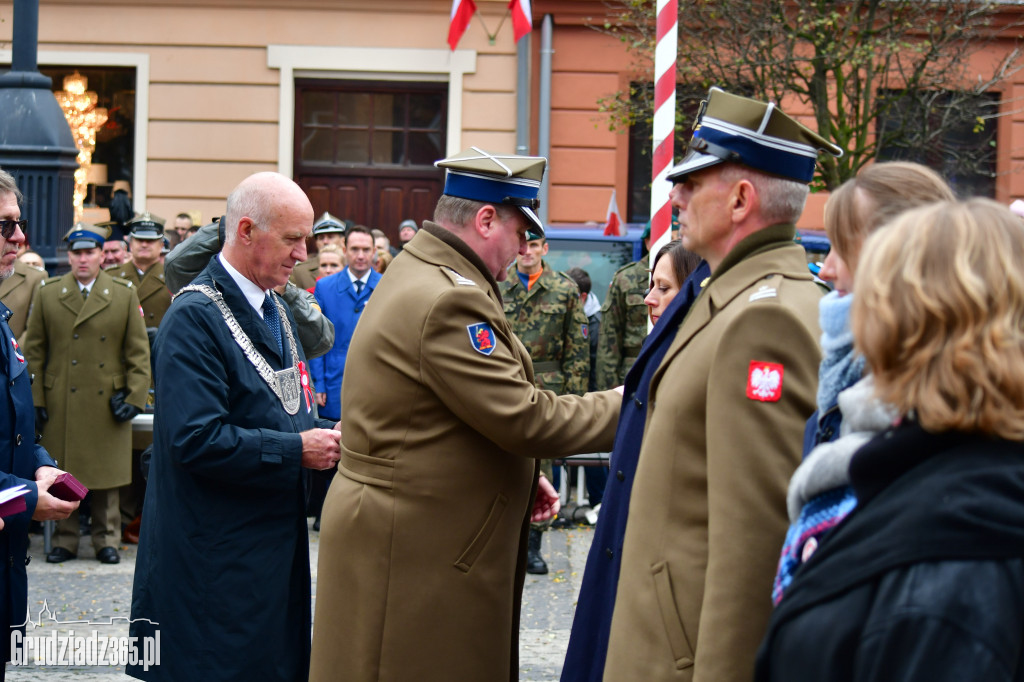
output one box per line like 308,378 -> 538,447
128,212 -> 166,240
668,87 -> 843,184
64,222 -> 111,251
435,147 -> 547,237
313,212 -> 346,236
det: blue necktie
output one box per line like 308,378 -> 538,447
262,293 -> 283,356
355,279 -> 364,296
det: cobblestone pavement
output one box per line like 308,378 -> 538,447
8,522 -> 594,680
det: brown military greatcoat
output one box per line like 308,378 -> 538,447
309,223 -> 620,682
0,259 -> 45,341
105,261 -> 171,328
604,226 -> 823,682
22,271 -> 151,489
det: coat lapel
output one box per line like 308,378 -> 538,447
74,272 -> 115,327
58,274 -> 85,319
0,269 -> 22,298
1,303 -> 26,380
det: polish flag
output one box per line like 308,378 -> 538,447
448,0 -> 477,51
603,189 -> 623,236
509,0 -> 533,42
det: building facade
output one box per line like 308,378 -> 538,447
3,0 -> 1023,243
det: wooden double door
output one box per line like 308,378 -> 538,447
294,78 -> 448,244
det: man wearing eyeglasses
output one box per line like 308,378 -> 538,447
0,169 -> 80,678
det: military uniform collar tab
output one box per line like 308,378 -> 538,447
709,223 -> 796,284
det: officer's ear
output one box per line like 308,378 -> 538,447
729,179 -> 758,225
473,204 -> 500,240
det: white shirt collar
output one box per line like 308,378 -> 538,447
78,277 -> 97,292
218,254 -> 271,318
347,269 -> 370,286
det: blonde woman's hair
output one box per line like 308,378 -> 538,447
853,198 -> 1024,440
824,161 -> 954,271
375,248 -> 393,274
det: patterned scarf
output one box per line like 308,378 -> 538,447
816,290 -> 866,413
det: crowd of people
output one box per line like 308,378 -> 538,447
0,83 -> 1022,682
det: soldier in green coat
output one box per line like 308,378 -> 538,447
23,224 -> 151,565
595,257 -> 649,390
501,234 -> 589,574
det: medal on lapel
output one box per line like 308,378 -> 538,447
297,361 -> 314,414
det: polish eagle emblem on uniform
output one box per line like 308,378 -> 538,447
467,322 -> 496,356
746,361 -> 784,402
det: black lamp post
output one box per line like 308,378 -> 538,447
0,0 -> 77,269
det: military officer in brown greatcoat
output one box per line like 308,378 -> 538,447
0,258 -> 44,341
309,148 -> 621,682
105,213 -> 172,329
602,88 -> 842,682
23,223 -> 151,565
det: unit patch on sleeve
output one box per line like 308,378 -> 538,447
746,360 -> 784,402
467,322 -> 496,356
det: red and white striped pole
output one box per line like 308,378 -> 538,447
648,0 -> 678,268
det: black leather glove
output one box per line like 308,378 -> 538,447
110,390 -> 141,423
35,407 -> 48,425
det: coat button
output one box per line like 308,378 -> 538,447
634,396 -> 643,408
100,336 -> 106,341
801,537 -> 819,563
15,434 -> 21,446
605,548 -> 614,558
616,470 -> 625,482
71,360 -> 77,366
98,390 -> 104,395
73,333 -> 79,340
99,362 -> 104,368
70,387 -> 76,393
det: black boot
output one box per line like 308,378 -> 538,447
526,529 -> 548,575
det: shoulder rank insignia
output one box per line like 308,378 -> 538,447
467,322 -> 496,356
444,267 -> 476,286
749,285 -> 777,302
746,360 -> 784,402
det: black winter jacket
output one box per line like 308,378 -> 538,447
756,422 -> 1024,682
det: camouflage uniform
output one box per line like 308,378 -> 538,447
501,262 -> 590,531
501,262 -> 589,398
595,259 -> 648,390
